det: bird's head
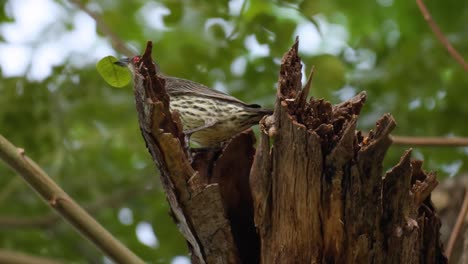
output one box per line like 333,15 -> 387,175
114,56 -> 141,75
115,55 -> 161,75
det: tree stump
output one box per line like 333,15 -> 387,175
131,40 -> 446,264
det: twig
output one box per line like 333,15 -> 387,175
0,182 -> 152,229
0,134 -> 145,264
0,249 -> 65,264
391,135 -> 468,147
226,0 -> 248,40
446,188 -> 468,259
69,0 -> 134,57
416,0 -> 468,72
462,229 -> 468,264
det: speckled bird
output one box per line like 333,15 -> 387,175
116,56 -> 272,147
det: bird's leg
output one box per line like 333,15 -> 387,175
184,119 -> 217,136
183,119 -> 217,143
182,119 -> 218,162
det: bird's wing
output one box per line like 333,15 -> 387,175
164,76 -> 262,108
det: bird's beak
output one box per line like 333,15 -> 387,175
114,58 -> 131,67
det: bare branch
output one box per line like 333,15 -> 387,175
416,0 -> 468,71
463,229 -> 468,264
69,0 -> 134,57
0,182 -> 152,229
391,135 -> 468,147
0,249 -> 65,264
0,134 -> 145,264
446,189 -> 468,259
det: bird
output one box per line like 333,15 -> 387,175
115,56 -> 272,147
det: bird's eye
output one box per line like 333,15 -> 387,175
132,56 -> 140,64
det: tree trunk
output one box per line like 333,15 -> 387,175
132,40 -> 447,264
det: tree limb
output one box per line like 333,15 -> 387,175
0,182 -> 152,229
416,0 -> 468,71
446,188 -> 468,259
0,134 -> 145,264
391,135 -> 468,147
69,0 -> 134,57
0,249 -> 65,264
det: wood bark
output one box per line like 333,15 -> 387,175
132,40 -> 447,263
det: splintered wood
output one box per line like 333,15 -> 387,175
250,38 -> 446,263
133,41 -> 241,264
133,39 -> 446,264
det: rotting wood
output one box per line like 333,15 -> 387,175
133,39 -> 447,264
132,41 -> 243,264
250,37 -> 447,263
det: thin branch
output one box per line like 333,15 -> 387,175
69,0 -> 135,57
226,0 -> 248,40
0,249 -> 65,264
416,0 -> 468,72
446,188 -> 468,259
0,134 -> 145,264
0,182 -> 152,229
391,135 -> 468,147
462,228 -> 468,264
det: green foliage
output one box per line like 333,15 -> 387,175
96,56 -> 132,88
0,0 -> 467,263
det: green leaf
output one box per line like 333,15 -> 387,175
96,56 -> 132,88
